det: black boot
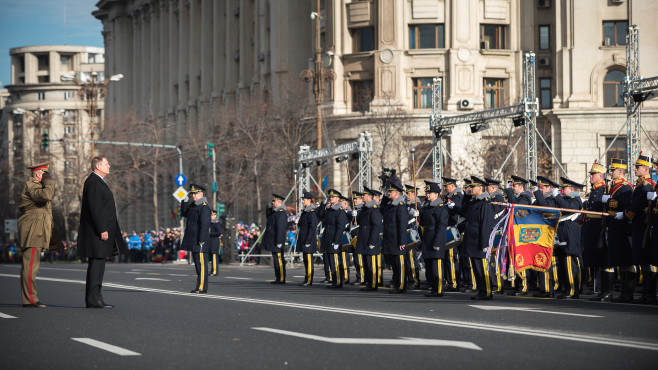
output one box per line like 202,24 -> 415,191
589,270 -> 607,301
633,271 -> 657,304
600,271 -> 615,302
612,271 -> 636,303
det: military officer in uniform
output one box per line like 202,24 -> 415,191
624,154 -> 657,304
180,183 -> 212,293
553,178 -> 585,299
605,158 -> 634,302
381,180 -> 409,293
18,162 -> 55,307
350,191 -> 365,285
419,180 -> 449,297
263,193 -> 288,284
208,210 -> 223,276
323,189 -> 349,288
404,184 -> 421,289
441,177 -> 463,291
358,187 -> 383,291
485,177 -> 506,294
296,191 -> 319,286
505,175 -> 534,296
646,158 -> 658,304
582,162 -> 610,301
532,176 -> 561,297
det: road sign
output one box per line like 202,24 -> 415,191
211,181 -> 218,192
175,174 -> 187,186
217,203 -> 226,215
4,219 -> 18,233
172,186 -> 188,202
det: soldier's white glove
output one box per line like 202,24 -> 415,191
446,200 -> 455,209
305,244 -> 310,248
413,210 -> 420,217
506,182 -> 513,189
352,210 -> 358,217
550,188 -> 559,197
602,195 -> 610,203
647,192 -> 657,201
369,245 -> 375,250
276,244 -> 282,248
433,246 -> 440,251
332,243 -> 339,250
614,212 -> 624,220
531,186 -> 539,192
183,195 -> 189,202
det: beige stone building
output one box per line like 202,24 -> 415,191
0,45 -> 106,239
91,0 -> 658,228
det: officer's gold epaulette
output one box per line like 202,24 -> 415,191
310,209 -> 315,212
373,205 -> 378,208
202,202 -> 207,206
278,209 -> 284,212
453,191 -> 457,196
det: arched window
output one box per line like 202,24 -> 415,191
603,70 -> 625,107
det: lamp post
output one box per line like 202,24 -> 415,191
62,72 -> 123,157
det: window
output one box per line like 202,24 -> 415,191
38,76 -> 49,83
351,80 -> 373,112
37,54 -> 49,71
606,137 -> 627,165
539,25 -> 550,50
17,56 -> 25,73
484,78 -> 505,108
14,93 -> 21,101
412,78 -> 433,109
63,110 -> 77,122
37,91 -> 45,100
13,114 -> 23,125
540,78 -> 552,109
603,70 -> 625,107
481,24 -> 508,49
409,24 -> 445,49
352,27 -> 374,52
64,91 -> 76,100
603,21 -> 627,46
64,126 -> 75,136
40,110 -> 49,119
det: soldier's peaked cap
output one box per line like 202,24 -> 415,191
301,191 -> 314,199
510,175 -> 529,185
404,184 -> 418,192
559,177 -> 584,189
536,176 -> 560,188
635,154 -> 652,167
484,177 -> 501,186
441,177 -> 458,186
470,176 -> 486,187
424,180 -> 441,194
609,157 -> 627,170
188,183 -> 205,193
327,188 -> 342,198
27,162 -> 49,172
272,193 -> 285,201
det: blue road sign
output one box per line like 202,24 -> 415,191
175,174 -> 187,186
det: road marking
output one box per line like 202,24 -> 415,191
135,278 -> 171,281
253,327 -> 481,350
124,272 -> 141,274
224,277 -> 252,280
1,273 -> 657,352
469,305 -> 604,318
293,276 -> 305,278
0,312 -> 17,319
167,274 -> 188,277
71,338 -> 140,356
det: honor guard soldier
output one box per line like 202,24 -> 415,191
180,184 -> 212,293
350,191 -> 365,285
381,179 -> 409,293
461,177 -> 495,300
605,158 -> 634,302
583,162 -> 610,301
263,193 -> 288,284
18,162 -> 55,307
553,177 -> 585,299
297,191 -> 319,286
531,176 -> 561,297
208,210 -> 223,276
419,181 -> 449,297
323,189 -> 349,288
646,158 -> 658,304
441,177 -> 463,291
505,175 -> 534,296
625,154 -> 657,303
340,195 -> 353,284
404,184 -> 421,289
485,177 -> 506,294
358,187 -> 384,291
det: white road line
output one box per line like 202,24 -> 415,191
0,312 -> 17,319
71,338 -> 140,356
1,273 -> 657,352
167,274 -> 188,277
253,327 -> 482,350
469,305 -> 604,318
124,272 -> 141,274
224,277 -> 252,280
293,276 -> 305,278
135,278 -> 171,281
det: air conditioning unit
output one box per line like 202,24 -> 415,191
537,0 -> 550,8
539,57 -> 551,67
460,99 -> 475,110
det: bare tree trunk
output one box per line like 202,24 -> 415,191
254,159 -> 262,225
153,148 -> 159,231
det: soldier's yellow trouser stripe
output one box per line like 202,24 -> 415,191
378,254 -> 382,284
306,254 -> 312,284
358,254 -> 364,283
371,255 -> 377,288
577,258 -> 582,290
437,260 -> 443,294
399,255 -> 405,290
552,256 -> 559,290
469,258 -> 477,289
482,259 -> 491,296
496,271 -> 502,292
334,254 -> 341,284
449,249 -> 457,288
543,271 -> 550,293
520,270 -> 527,292
342,251 -> 348,281
199,253 -> 205,290
277,253 -> 285,282
409,250 -> 418,285
567,255 -> 575,295
212,254 -> 217,275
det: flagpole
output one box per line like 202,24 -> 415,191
490,202 -> 611,217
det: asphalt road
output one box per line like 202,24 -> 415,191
1,261 -> 657,370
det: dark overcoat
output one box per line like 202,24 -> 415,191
460,193 -> 494,259
356,200 -> 383,255
262,205 -> 287,253
208,219 -> 223,254
606,179 -> 633,266
553,194 -> 583,256
180,198 -> 211,252
297,204 -> 319,254
381,195 -> 408,256
419,198 -> 448,259
321,204 -> 348,254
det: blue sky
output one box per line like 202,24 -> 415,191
0,0 -> 103,88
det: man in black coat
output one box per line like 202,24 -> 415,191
180,183 -> 212,293
208,210 -> 223,276
297,191 -> 319,286
553,177 -> 584,299
419,181 -> 448,297
381,180 -> 409,294
322,189 -> 348,288
442,177 -> 463,292
505,175 -> 534,296
404,185 -> 421,289
582,162 -> 610,301
357,187 -> 383,291
78,156 -> 128,308
262,193 -> 288,284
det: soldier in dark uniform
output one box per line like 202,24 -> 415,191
263,193 -> 288,284
553,177 -> 584,299
315,195 -> 331,283
358,187 -> 383,291
340,195 -> 353,284
180,184 -> 212,293
485,177 -> 506,294
322,189 -> 348,289
647,158 -> 658,304
582,162 -> 610,301
381,180 -> 409,294
605,158 -> 634,303
404,184 -> 421,289
350,191 -> 365,285
208,210 -> 223,276
442,177 -> 463,292
461,177 -> 495,300
505,175 -> 534,296
296,191 -> 319,286
624,154 -> 657,304
419,181 -> 448,297
531,176 -> 561,297
459,179 -> 477,292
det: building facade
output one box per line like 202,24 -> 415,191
0,45 -> 106,240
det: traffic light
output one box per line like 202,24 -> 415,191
206,142 -> 215,158
41,131 -> 49,149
